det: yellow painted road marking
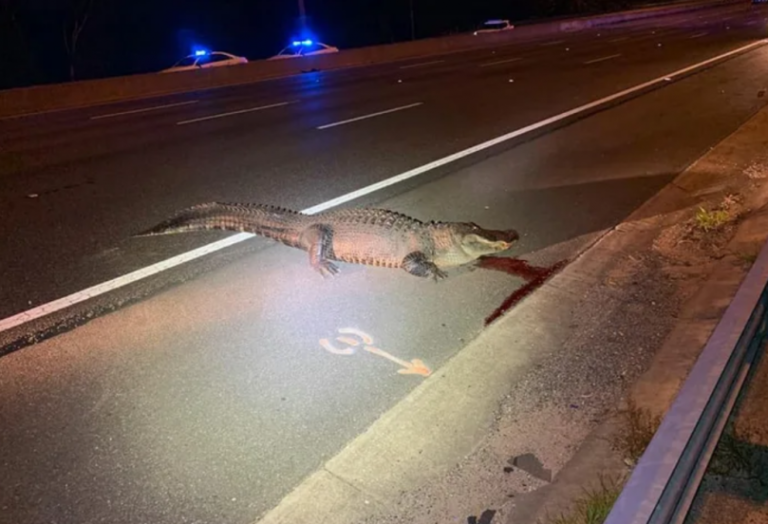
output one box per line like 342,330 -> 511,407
363,346 -> 432,376
336,336 -> 361,346
318,328 -> 432,377
337,327 -> 374,345
319,338 -> 355,355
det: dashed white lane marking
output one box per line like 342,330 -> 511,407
1,38 -> 766,336
540,39 -> 565,46
398,60 -> 446,69
479,57 -> 523,67
609,37 -> 630,43
90,100 -> 199,120
584,53 -> 622,65
690,32 -> 708,39
316,102 -> 423,130
176,101 -> 295,125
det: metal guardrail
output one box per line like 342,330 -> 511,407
604,238 -> 768,524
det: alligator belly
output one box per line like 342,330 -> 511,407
329,232 -> 413,269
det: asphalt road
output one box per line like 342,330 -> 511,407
1,3 -> 768,524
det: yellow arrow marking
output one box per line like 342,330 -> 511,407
319,338 -> 355,355
319,328 -> 432,377
336,336 -> 361,346
337,327 -> 374,345
363,346 -> 432,377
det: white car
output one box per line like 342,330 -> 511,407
160,51 -> 248,73
267,40 -> 339,60
474,19 -> 515,35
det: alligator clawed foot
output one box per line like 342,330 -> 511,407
431,268 -> 448,282
316,261 -> 340,278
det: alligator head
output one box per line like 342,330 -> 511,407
432,222 -> 519,269
456,222 -> 519,257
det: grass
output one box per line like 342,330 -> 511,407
708,423 -> 767,485
614,398 -> 663,464
694,206 -> 731,232
548,476 -> 623,524
693,194 -> 741,233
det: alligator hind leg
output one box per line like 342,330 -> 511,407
300,225 -> 339,277
401,252 -> 447,281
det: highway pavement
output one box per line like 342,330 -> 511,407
1,3 -> 768,523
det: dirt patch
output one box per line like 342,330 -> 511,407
744,162 -> 768,181
653,193 -> 745,267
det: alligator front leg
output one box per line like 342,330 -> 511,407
401,252 -> 447,281
300,224 -> 339,277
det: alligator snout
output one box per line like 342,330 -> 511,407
488,229 -> 520,247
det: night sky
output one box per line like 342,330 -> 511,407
0,0 -> 636,89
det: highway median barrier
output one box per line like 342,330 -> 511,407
0,0 -> 742,119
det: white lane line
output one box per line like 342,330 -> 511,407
1,39 -> 765,336
90,100 -> 199,120
479,57 -> 522,67
540,39 -> 565,46
584,53 -> 622,65
608,37 -> 630,43
176,101 -> 295,125
316,102 -> 423,130
399,60 -> 446,69
690,32 -> 708,39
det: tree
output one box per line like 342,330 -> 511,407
63,0 -> 94,81
0,0 -> 36,88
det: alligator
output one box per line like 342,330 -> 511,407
136,202 -> 519,280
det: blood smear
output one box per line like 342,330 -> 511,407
479,258 -> 568,325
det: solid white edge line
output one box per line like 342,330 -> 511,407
316,102 -> 424,130
90,100 -> 199,120
584,53 -> 622,65
398,60 -> 446,69
479,57 -> 523,67
177,101 -> 295,125
1,38 -> 765,336
0,233 -> 254,333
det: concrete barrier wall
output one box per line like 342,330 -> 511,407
558,0 -> 736,30
0,0 -> 741,119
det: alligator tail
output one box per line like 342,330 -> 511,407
135,202 -> 307,246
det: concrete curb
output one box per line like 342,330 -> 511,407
0,0 -> 741,119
